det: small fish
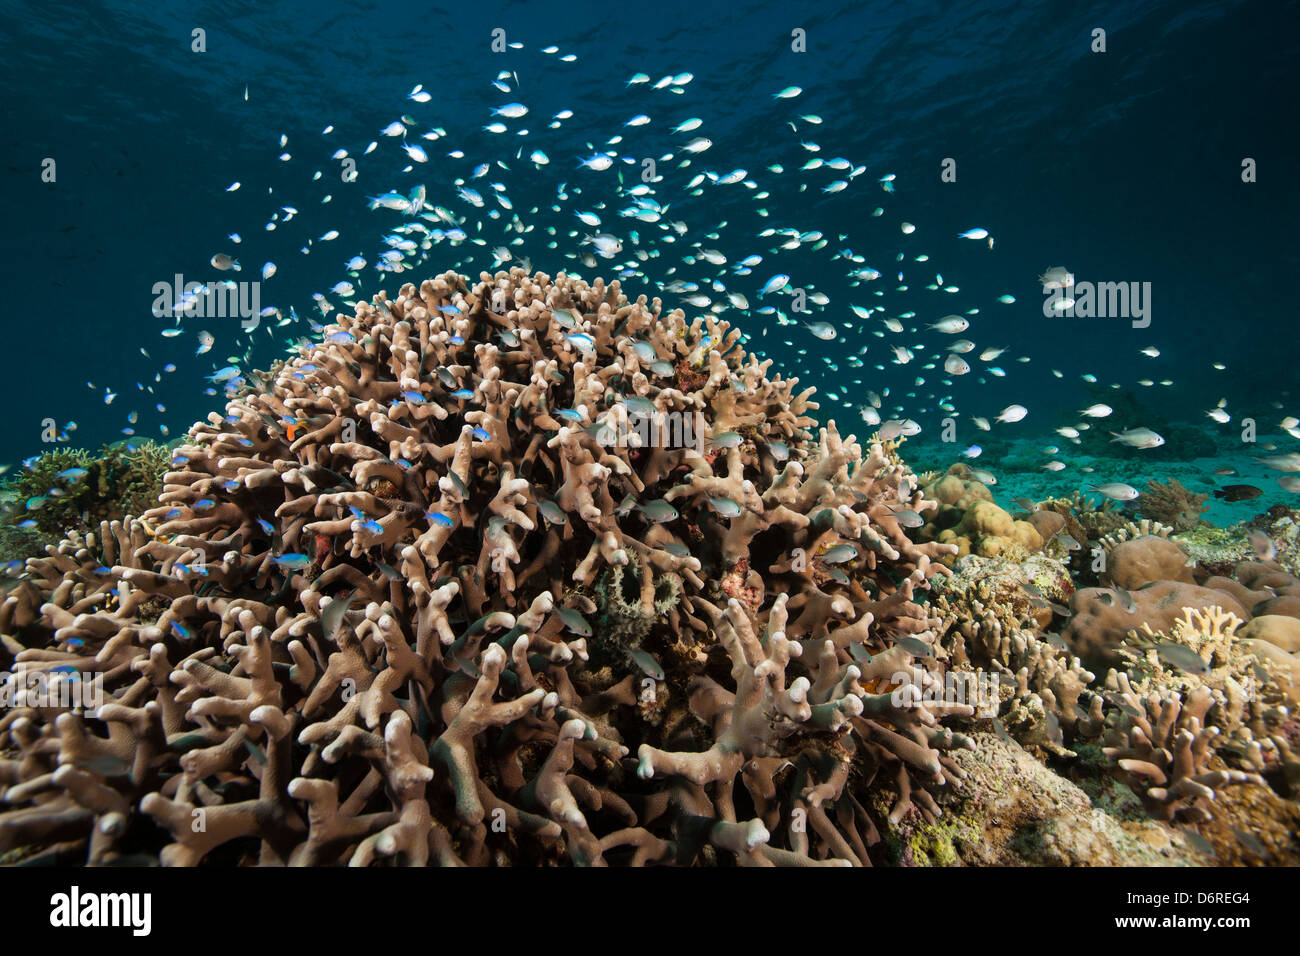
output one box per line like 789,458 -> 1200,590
928,315 -> 968,334
426,511 -> 455,528
707,496 -> 743,518
804,322 -> 836,340
1256,452 -> 1300,472
272,553 -> 313,569
538,500 -> 567,525
1247,531 -> 1276,560
1090,482 -> 1139,501
1156,642 -> 1210,675
636,499 -> 679,523
896,636 -> 933,658
376,562 -> 404,582
1114,588 -> 1137,613
944,354 -> 970,375
1181,828 -> 1217,860
889,509 -> 924,528
1079,404 -> 1113,418
1233,828 -> 1269,859
321,593 -> 353,639
1110,427 -> 1164,449
820,544 -> 858,564
1038,266 -> 1074,289
625,646 -> 664,681
1213,484 -> 1263,502
556,607 -> 592,637
996,405 -> 1028,423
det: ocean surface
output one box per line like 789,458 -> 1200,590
1,0 -> 1297,521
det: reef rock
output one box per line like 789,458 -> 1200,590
1064,581 -> 1249,666
1104,535 -> 1194,591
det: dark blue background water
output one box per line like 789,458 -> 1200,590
1,0 -> 1296,477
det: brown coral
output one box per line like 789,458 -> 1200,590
0,268 -> 968,867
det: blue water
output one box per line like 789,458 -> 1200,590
1,0 -> 1296,513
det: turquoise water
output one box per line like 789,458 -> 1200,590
1,0 -> 1296,518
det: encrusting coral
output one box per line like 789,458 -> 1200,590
0,267 -> 975,866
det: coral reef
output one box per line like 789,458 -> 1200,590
918,466 -> 1046,560
0,268 -> 978,867
1100,676 -> 1264,822
1137,478 -> 1208,533
0,441 -> 170,567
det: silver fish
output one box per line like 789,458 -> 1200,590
556,607 -> 592,637
625,646 -> 664,681
820,544 -> 858,564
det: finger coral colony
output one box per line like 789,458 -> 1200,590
1,269 -> 1297,866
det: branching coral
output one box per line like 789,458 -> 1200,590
0,268 -> 970,866
1101,674 -> 1265,822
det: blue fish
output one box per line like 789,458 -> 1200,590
55,468 -> 88,481
427,511 -> 455,528
449,388 -> 474,400
471,427 -> 491,441
758,274 -> 790,298
272,553 -> 313,569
